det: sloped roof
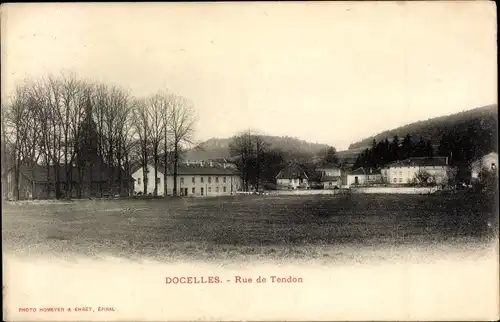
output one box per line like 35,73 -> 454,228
387,157 -> 448,168
132,162 -> 239,176
9,164 -> 134,183
349,167 -> 382,175
276,163 -> 308,180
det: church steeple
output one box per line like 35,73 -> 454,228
76,95 -> 100,163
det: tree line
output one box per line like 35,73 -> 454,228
353,128 -> 496,170
229,130 -> 339,191
353,134 -> 434,169
1,72 -> 196,200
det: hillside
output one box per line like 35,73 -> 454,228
348,104 -> 498,150
185,136 -> 330,161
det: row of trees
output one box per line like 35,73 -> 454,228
353,134 -> 434,169
1,72 -> 196,200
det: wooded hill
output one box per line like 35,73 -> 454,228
348,104 -> 498,152
185,136 -> 330,161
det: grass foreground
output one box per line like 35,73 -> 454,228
2,193 -> 498,263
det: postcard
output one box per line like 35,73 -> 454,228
1,1 -> 498,321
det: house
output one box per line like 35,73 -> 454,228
315,163 -> 343,189
381,156 -> 449,185
347,167 -> 382,187
2,164 -> 134,200
276,163 -> 308,190
471,152 -> 498,182
131,162 -> 242,196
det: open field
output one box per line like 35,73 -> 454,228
3,193 -> 499,320
2,193 -> 498,263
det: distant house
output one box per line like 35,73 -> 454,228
131,162 -> 241,196
471,152 -> 498,182
276,163 -> 309,190
381,156 -> 450,185
347,167 -> 382,187
315,163 -> 343,189
2,164 -> 134,200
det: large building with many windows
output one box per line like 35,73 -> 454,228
131,162 -> 241,196
380,156 -> 449,185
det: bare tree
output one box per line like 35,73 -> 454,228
169,94 -> 196,196
145,94 -> 168,196
133,99 -> 153,195
4,84 -> 30,200
229,131 -> 255,192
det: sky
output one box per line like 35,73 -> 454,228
1,2 -> 497,150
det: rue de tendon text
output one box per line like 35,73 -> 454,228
165,276 -> 303,284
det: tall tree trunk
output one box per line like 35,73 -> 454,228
117,141 -> 123,196
153,151 -> 158,196
125,153 -> 130,196
142,149 -> 148,195
163,142 -> 168,197
13,159 -> 20,200
173,144 -> 178,196
55,163 -> 62,199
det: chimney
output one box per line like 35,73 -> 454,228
186,160 -> 190,166
209,161 -> 213,167
200,160 -> 204,167
223,163 -> 226,169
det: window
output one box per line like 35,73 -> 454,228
399,178 -> 402,183
208,177 -> 212,183
192,177 -> 195,184
208,187 -> 212,193
201,187 -> 204,196
180,177 -> 184,184
223,177 -> 227,183
216,186 -> 219,192
138,178 -> 141,185
201,177 -> 204,183
223,186 -> 227,193
192,187 -> 195,194
393,178 -> 397,183
399,171 -> 402,175
215,177 -> 219,183
156,177 -> 160,184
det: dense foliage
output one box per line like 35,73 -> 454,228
349,104 -> 497,151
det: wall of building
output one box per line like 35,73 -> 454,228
387,166 -> 448,185
132,165 -> 242,196
277,178 -> 308,189
347,174 -> 382,187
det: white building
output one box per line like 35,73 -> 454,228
131,162 -> 242,196
276,163 -> 309,190
471,152 -> 498,181
347,167 -> 382,187
381,156 -> 449,185
315,164 -> 343,189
